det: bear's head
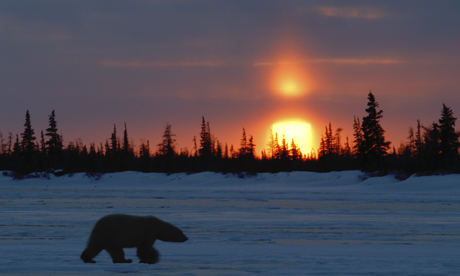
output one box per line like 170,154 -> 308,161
157,221 -> 188,243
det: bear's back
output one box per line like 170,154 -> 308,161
90,214 -> 154,248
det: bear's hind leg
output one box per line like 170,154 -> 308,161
106,247 -> 132,263
80,246 -> 103,263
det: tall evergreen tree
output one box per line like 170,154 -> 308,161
415,119 -> 423,155
319,136 -> 326,157
21,110 -> 36,155
325,123 -> 333,155
335,127 -> 343,155
247,136 -> 256,158
40,131 -> 46,153
438,104 -> 459,160
215,140 -> 223,159
13,134 -> 21,155
239,128 -> 248,157
110,124 -> 117,156
279,133 -> 289,160
290,138 -> 301,160
359,92 -> 391,169
7,132 -> 13,155
224,143 -> 229,159
122,123 -> 130,154
422,122 -> 440,168
157,123 -> 176,157
199,116 -> 212,160
353,116 -> 363,157
45,110 -> 63,162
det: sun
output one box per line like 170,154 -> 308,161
270,121 -> 312,155
273,63 -> 309,98
279,78 -> 301,97
268,37 -> 311,98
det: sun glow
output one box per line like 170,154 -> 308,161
267,36 -> 311,98
273,61 -> 309,98
271,121 -> 312,155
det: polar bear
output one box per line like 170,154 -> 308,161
80,214 -> 188,264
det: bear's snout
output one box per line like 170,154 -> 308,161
180,234 -> 188,242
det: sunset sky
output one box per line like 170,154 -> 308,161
1,1 -> 460,155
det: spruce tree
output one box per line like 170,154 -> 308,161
248,136 -> 256,158
215,140 -> 222,159
21,110 -> 36,156
438,104 -> 459,160
359,92 -> 390,169
122,123 -> 130,154
239,128 -> 248,157
45,110 -> 63,165
157,123 -> 176,157
290,138 -> 301,160
415,119 -> 423,155
353,116 -> 363,157
13,134 -> 21,155
335,127 -> 343,155
110,124 -> 117,156
198,117 -> 212,160
280,133 -> 289,160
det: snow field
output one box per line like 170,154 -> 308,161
1,171 -> 460,275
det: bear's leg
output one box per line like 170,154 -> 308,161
147,247 -> 159,264
106,247 -> 133,263
137,246 -> 159,264
80,246 -> 103,263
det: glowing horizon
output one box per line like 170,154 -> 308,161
270,121 -> 313,156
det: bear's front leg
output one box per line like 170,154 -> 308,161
106,247 -> 133,263
137,246 -> 159,264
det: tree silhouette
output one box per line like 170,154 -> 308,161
21,110 -> 36,156
45,110 -> 63,169
239,128 -> 248,157
248,136 -> 256,158
157,123 -> 176,157
359,92 -> 390,170
18,110 -> 37,174
122,123 -> 130,154
109,124 -> 117,156
290,138 -> 301,160
353,116 -> 363,157
415,119 -> 423,155
438,104 -> 459,161
199,116 -> 212,161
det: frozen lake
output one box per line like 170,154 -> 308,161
1,171 -> 460,275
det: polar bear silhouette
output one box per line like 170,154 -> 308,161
80,214 -> 188,264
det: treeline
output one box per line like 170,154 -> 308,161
1,92 -> 459,177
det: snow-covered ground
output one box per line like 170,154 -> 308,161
1,170 -> 460,275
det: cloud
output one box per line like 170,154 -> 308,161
311,58 -> 406,65
316,6 -> 386,19
253,58 -> 406,66
100,60 -> 221,68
